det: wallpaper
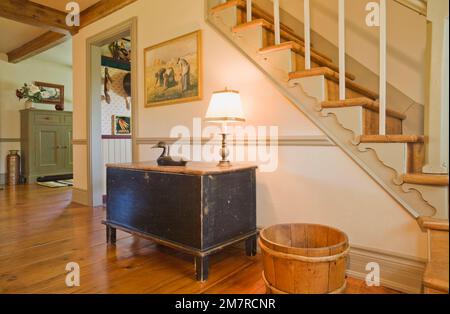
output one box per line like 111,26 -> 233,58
100,66 -> 131,135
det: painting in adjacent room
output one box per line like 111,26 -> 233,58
144,30 -> 202,107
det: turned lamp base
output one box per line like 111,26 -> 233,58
218,133 -> 232,167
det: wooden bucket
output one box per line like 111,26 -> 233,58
259,223 -> 349,294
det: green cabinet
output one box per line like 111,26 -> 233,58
20,109 -> 73,183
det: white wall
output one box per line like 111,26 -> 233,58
0,51 -> 73,178
72,0 -> 427,259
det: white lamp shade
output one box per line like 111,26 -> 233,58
205,90 -> 245,123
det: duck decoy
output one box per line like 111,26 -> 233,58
152,141 -> 188,166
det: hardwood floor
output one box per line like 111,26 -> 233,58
0,185 -> 399,294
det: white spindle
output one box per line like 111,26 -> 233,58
274,0 -> 281,45
304,0 -> 311,69
338,0 -> 346,100
246,0 -> 252,23
379,0 -> 387,135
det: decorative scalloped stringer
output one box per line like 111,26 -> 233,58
321,107 -> 364,137
402,184 -> 448,219
356,143 -> 408,183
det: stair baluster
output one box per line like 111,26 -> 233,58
379,0 -> 387,135
246,0 -> 252,23
273,0 -> 281,45
338,0 -> 346,101
304,0 -> 311,70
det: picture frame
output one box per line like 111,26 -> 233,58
112,115 -> 131,136
144,30 -> 202,107
34,81 -> 65,109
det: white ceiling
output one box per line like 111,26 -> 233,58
0,18 -> 47,53
0,0 -> 100,55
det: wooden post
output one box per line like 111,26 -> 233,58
304,0 -> 311,70
274,0 -> 281,45
379,0 -> 387,135
338,0 -> 346,100
246,0 -> 252,23
423,1 -> 449,174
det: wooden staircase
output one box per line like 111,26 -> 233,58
208,0 -> 449,221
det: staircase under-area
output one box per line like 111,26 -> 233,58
206,0 -> 449,293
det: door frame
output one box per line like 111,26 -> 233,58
85,17 -> 138,206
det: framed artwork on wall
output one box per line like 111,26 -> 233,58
34,81 -> 65,110
144,30 -> 202,107
112,115 -> 131,136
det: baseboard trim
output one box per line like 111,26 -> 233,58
72,187 -> 89,206
347,245 -> 426,294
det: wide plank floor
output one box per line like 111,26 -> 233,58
0,185 -> 399,294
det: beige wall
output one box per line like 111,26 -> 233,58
0,53 -> 73,177
264,0 -> 427,105
72,0 -> 427,259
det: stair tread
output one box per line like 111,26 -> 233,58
214,0 -> 337,64
404,174 -> 449,187
358,135 -> 425,143
213,1 -> 299,39
259,42 -> 355,80
418,217 -> 449,231
424,230 -> 449,292
424,261 -> 449,292
232,20 -> 334,63
321,97 -> 406,120
289,67 -> 379,100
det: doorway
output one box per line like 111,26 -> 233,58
86,18 -> 137,206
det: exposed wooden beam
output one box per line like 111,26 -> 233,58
80,0 -> 138,28
0,0 -> 78,35
6,0 -> 138,63
7,31 -> 67,64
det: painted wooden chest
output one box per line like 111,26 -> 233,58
104,162 -> 258,281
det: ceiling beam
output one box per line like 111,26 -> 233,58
80,0 -> 138,28
7,31 -> 67,64
6,0 -> 138,64
0,0 -> 78,35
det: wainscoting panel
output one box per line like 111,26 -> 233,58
102,138 -> 132,194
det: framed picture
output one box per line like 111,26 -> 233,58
34,81 -> 64,109
144,30 -> 202,107
112,115 -> 131,136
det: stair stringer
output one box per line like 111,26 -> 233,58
206,10 -> 438,219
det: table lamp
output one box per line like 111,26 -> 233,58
205,88 -> 245,167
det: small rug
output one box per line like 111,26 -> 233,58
37,179 -> 73,188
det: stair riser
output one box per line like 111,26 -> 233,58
322,107 -> 403,136
212,6 -> 242,29
363,110 -> 403,135
294,53 -> 320,72
259,49 -> 296,73
407,143 -> 425,174
326,79 -> 374,101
